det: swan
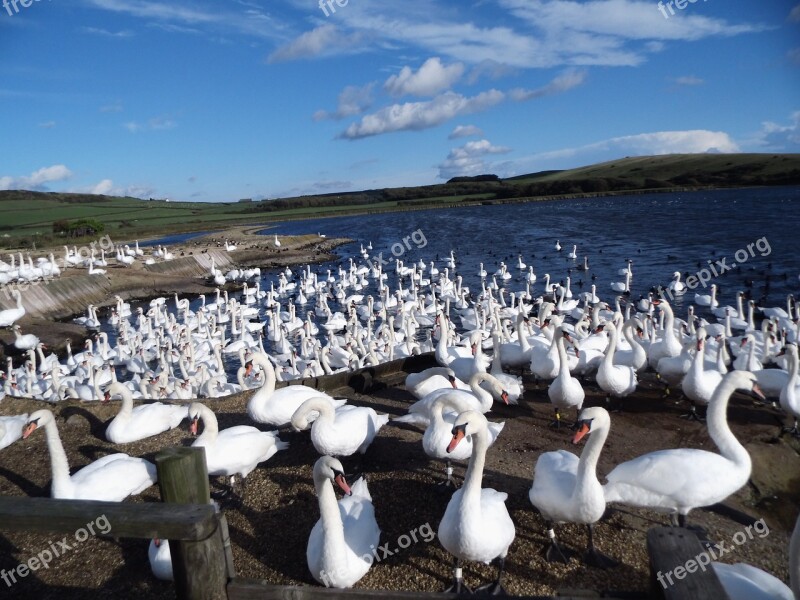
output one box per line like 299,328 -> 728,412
529,407 -> 616,567
667,271 -> 686,294
23,409 -> 157,501
292,396 -> 389,457
404,366 -> 469,399
548,326 -> 585,427
393,372 -> 507,427
614,318 -> 647,372
148,539 -> 173,581
595,322 -> 637,409
681,334 -> 723,421
104,382 -> 188,444
189,402 -> 288,484
603,371 -> 763,526
0,290 -> 25,327
647,299 -> 682,367
422,392 -> 505,486
12,325 -> 38,351
246,352 -> 345,426
779,344 -> 800,437
273,234 -> 281,248
306,456 -> 380,588
695,283 -> 718,308
0,413 -> 28,450
438,410 -> 515,594
567,244 -> 578,259
555,240 -> 562,252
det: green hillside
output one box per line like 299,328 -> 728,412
1,153 -> 798,247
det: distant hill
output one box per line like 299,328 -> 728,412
2,153 -> 798,246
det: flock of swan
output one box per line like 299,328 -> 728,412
1,235 -> 799,597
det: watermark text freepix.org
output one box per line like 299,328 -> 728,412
1,514 -> 111,588
319,0 -> 349,17
658,0 -> 707,20
658,235 -> 770,301
3,0 -> 49,17
656,518 -> 769,589
319,522 -> 435,587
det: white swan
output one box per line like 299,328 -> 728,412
23,409 -> 157,501
695,283 -> 718,308
189,402 -> 288,483
246,352 -> 345,426
292,397 -> 389,457
422,392 -> 504,486
0,413 -> 28,450
681,334 -> 723,421
306,456 -> 380,588
104,382 -> 188,444
273,234 -> 281,248
393,372 -> 506,427
148,539 -> 173,581
529,407 -> 616,567
595,322 -> 637,408
405,366 -> 469,399
0,290 -> 25,328
548,326 -> 585,427
603,371 -> 763,526
438,410 -> 515,594
779,343 -> 800,436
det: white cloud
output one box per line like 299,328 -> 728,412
314,83 -> 375,121
674,76 -> 704,86
755,112 -> 800,151
384,57 -> 464,97
438,139 -> 512,180
90,179 -> 115,195
81,26 -> 133,38
38,121 -> 56,129
502,130 -> 740,175
790,4 -> 800,22
467,60 -> 517,84
449,125 -> 484,139
267,24 -> 366,63
123,116 -> 177,133
510,68 -> 587,101
100,102 -> 123,113
339,90 -> 505,139
0,165 -> 73,191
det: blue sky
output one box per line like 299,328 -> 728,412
0,0 -> 798,202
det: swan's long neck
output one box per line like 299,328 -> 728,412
254,354 -> 276,401
603,327 -> 618,365
470,376 -> 493,411
303,398 -> 334,427
556,335 -> 570,378
43,417 -> 72,495
314,475 -> 347,559
461,425 -> 489,509
196,405 -> 219,442
574,423 -> 608,502
118,386 -> 134,417
707,378 -> 750,467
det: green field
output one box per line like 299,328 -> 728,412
1,153 -> 798,246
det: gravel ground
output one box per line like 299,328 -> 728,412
0,369 -> 797,599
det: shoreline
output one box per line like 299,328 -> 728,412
0,232 -> 352,362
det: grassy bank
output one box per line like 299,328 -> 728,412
1,153 -> 798,247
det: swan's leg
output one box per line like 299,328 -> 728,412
443,559 -> 472,594
436,460 -> 459,488
548,408 -> 563,429
782,418 -> 800,438
474,556 -> 509,596
680,403 -> 705,422
583,524 -> 618,569
656,373 -> 671,397
543,525 -> 574,564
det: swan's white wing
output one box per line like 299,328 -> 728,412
529,450 -> 578,517
712,563 -> 793,600
71,455 -> 157,501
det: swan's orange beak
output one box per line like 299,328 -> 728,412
334,473 -> 351,496
471,344 -> 477,355
501,391 -> 509,405
190,417 -> 199,436
752,384 -> 766,402
22,421 -> 38,439
154,538 -> 162,548
447,426 -> 466,453
696,340 -> 702,351
449,376 -> 458,389
573,422 -> 590,444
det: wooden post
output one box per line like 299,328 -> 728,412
156,447 -> 228,600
